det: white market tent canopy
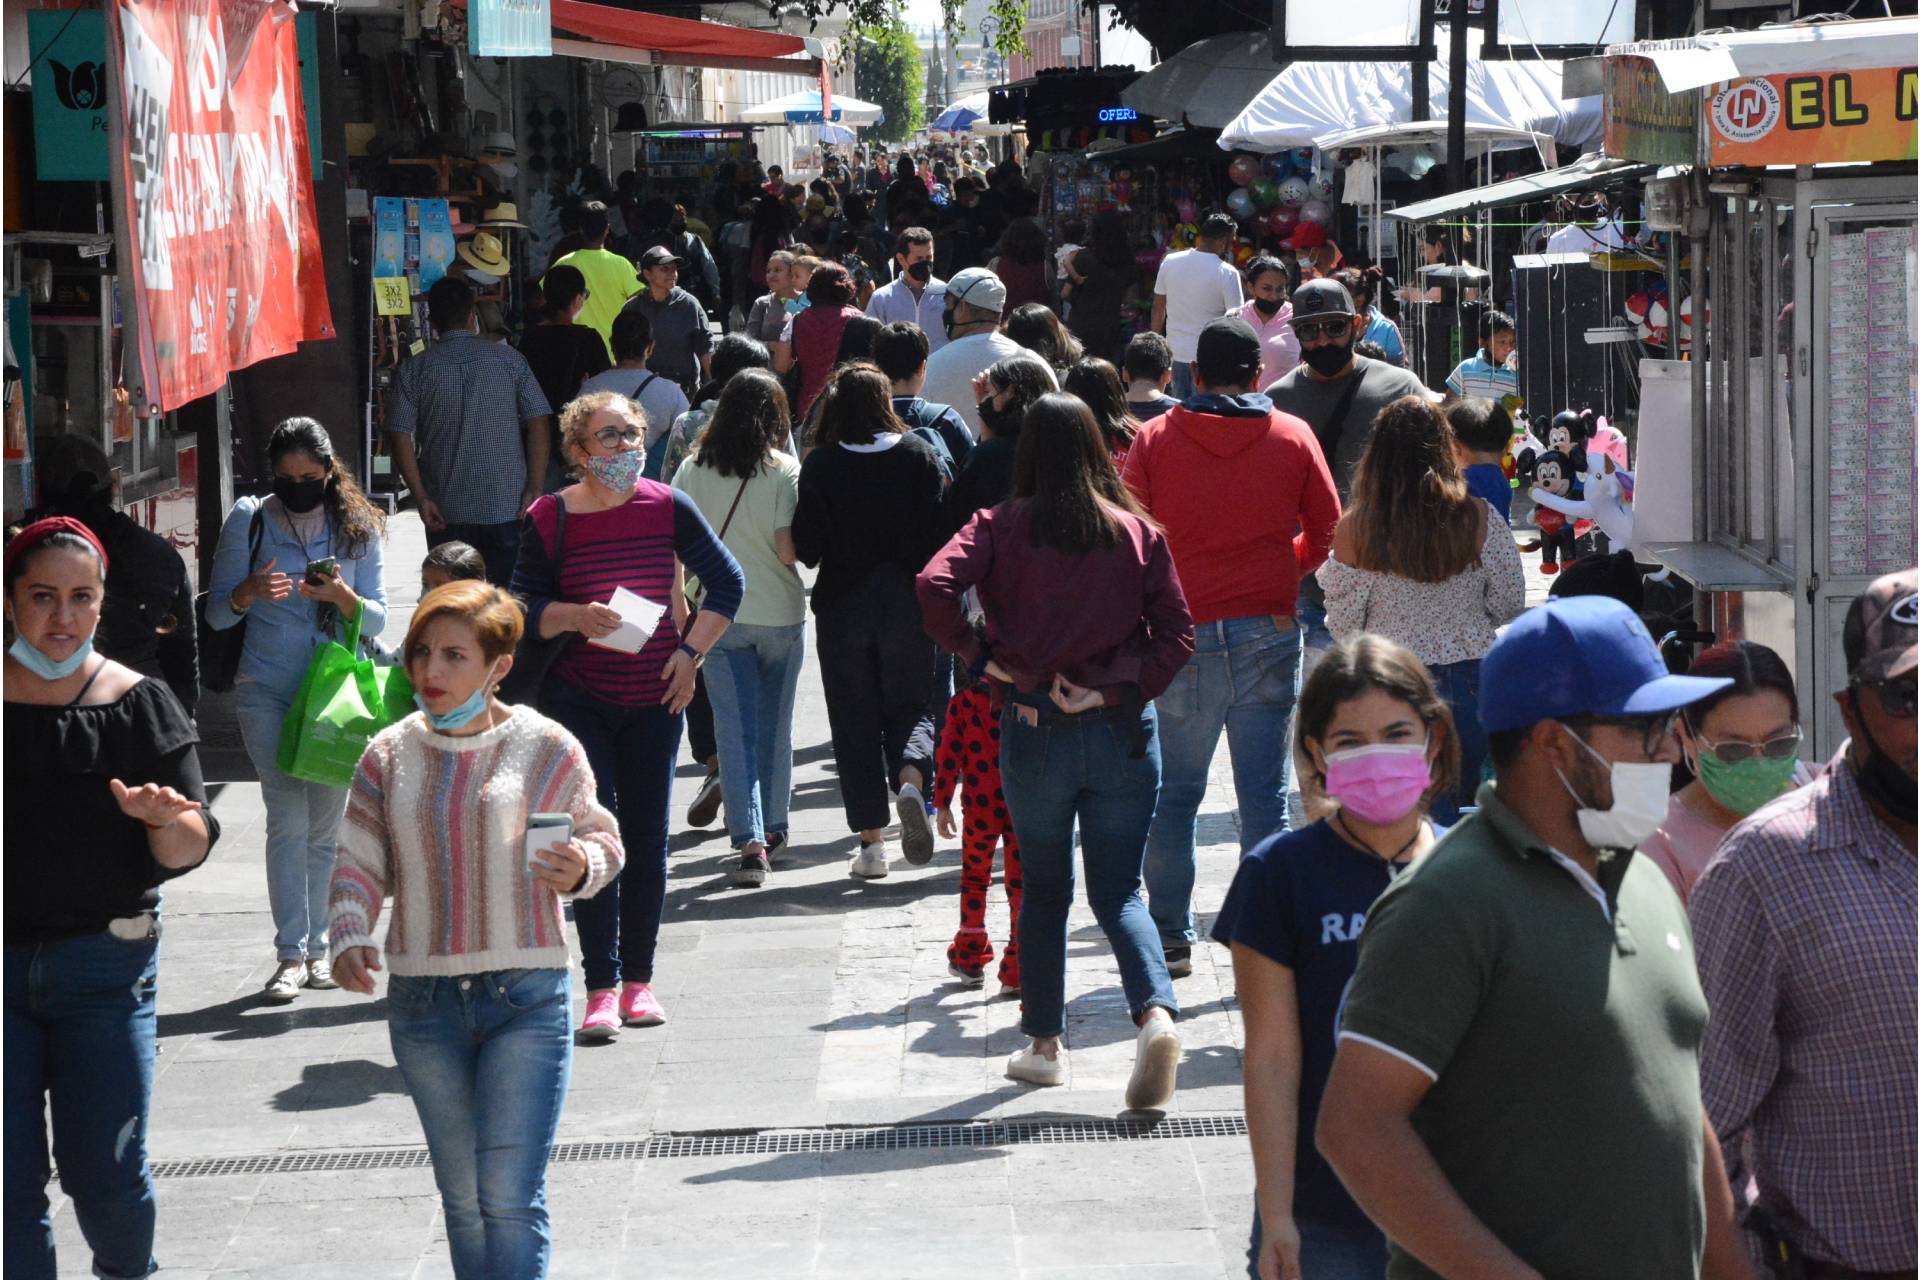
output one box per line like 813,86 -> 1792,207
741,89 -> 885,125
1386,152 -> 1658,221
1121,31 -> 1285,130
1219,27 -> 1602,154
1606,15 -> 1919,93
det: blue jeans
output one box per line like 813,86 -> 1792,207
1169,360 -> 1196,401
1145,616 -> 1303,945
1428,658 -> 1486,824
1247,1211 -> 1388,1279
387,969 -> 571,1280
1284,600 -> 1337,829
543,678 -> 682,990
999,699 -> 1178,1039
5,931 -> 160,1280
234,683 -> 347,962
702,621 -> 806,847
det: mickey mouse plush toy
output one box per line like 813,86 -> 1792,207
1517,411 -> 1588,575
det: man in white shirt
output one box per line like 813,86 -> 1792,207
1545,194 -> 1630,256
865,226 -> 948,351
1151,213 -> 1246,401
921,268 -> 1023,438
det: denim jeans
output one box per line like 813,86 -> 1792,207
1285,599 -> 1338,829
543,678 -> 682,989
5,931 -> 160,1280
430,521 -> 520,588
702,621 -> 806,847
387,969 -> 571,1280
999,699 -> 1178,1039
1169,361 -> 1196,402
1145,615 -> 1303,945
1247,1211 -> 1388,1279
1427,658 -> 1486,824
234,683 -> 347,962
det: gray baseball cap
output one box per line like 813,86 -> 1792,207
1290,278 -> 1357,322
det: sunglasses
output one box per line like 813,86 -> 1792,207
1292,317 -> 1352,342
1855,678 -> 1920,718
1693,728 -> 1802,764
1563,710 -> 1680,758
591,425 -> 644,449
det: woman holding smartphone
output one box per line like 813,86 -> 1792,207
329,580 -> 623,1280
204,417 -> 388,1002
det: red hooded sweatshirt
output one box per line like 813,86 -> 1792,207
1121,394 -> 1340,625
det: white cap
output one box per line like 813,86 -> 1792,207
944,267 -> 1006,317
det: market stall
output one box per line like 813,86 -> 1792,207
1595,16 -> 1917,754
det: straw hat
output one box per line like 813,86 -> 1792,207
457,232 -> 511,275
478,202 -> 527,229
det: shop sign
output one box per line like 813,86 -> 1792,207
1706,68 -> 1918,166
1098,107 -> 1138,123
1602,55 -> 1699,166
29,10 -> 321,183
30,11 -> 110,182
469,0 -> 551,58
108,0 -> 334,415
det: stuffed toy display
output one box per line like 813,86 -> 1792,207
1517,411 -> 1590,574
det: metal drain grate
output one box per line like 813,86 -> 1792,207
150,1113 -> 1248,1180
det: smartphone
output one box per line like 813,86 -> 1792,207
304,556 -> 339,586
524,812 -> 573,871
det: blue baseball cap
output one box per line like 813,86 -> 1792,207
1480,597 -> 1732,732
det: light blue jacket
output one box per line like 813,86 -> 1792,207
204,495 -> 388,701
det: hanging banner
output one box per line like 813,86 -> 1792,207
1706,67 -> 1918,166
29,11 -> 111,182
1601,55 -> 1699,166
469,0 -> 552,58
108,0 -> 333,415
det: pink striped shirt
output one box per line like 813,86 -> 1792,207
328,707 -> 623,976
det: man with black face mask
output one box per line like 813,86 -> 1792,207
864,226 -> 948,351
1690,568 -> 1918,1279
921,267 -> 1022,439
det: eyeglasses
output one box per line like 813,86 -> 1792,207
1563,710 -> 1680,757
1854,678 -> 1919,718
1693,728 -> 1802,764
1292,318 -> 1351,342
591,425 -> 644,449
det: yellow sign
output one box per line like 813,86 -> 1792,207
373,277 -> 412,317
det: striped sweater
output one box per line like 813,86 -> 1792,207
327,707 -> 624,976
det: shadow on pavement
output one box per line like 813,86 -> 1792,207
273,1058 -> 410,1112
157,993 -> 388,1042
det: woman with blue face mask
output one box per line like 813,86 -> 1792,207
204,417 -> 389,1003
328,581 -> 624,1280
510,392 -> 743,1042
1642,641 -> 1806,904
5,517 -> 218,1279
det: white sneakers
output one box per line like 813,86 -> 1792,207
1125,1016 -> 1182,1112
1006,1044 -> 1067,1087
896,784 -> 935,865
849,839 -> 890,879
261,960 -> 303,1003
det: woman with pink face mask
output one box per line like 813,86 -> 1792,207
1211,634 -> 1458,1280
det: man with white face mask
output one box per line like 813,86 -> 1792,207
1315,596 -> 1761,1280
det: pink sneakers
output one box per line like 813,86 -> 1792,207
579,989 -> 620,1042
619,982 -> 667,1027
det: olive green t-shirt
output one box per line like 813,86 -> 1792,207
1338,782 -> 1709,1280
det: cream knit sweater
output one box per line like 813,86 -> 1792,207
328,706 -> 623,976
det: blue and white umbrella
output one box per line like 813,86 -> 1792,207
818,122 -> 857,145
741,89 -> 885,126
932,91 -> 990,134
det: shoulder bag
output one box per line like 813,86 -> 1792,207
196,504 -> 265,694
686,474 -> 752,617
496,502 -> 571,708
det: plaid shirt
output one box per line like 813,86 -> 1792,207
1689,745 -> 1918,1271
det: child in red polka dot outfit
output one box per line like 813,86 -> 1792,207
932,677 -> 1022,993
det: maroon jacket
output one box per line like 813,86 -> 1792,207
917,498 -> 1194,706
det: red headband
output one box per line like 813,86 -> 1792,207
4,516 -> 109,579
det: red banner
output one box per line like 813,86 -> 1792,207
109,0 -> 332,415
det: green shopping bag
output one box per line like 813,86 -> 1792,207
277,602 -> 415,787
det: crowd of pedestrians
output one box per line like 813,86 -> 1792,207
5,147 -> 1913,1280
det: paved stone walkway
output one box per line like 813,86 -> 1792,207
47,511 -> 1551,1278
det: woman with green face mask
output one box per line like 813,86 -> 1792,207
1642,641 -> 1806,902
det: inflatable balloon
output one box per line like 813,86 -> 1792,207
1225,188 -> 1256,220
1299,199 -> 1334,226
1677,295 -> 1707,349
1249,179 -> 1280,211
1291,148 -> 1315,172
1228,154 -> 1261,186
1265,207 -> 1297,236
1277,176 -> 1311,207
1309,175 -> 1337,203
1175,198 -> 1199,223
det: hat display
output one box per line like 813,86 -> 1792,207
1290,278 -> 1356,322
612,101 -> 651,133
457,231 -> 511,276
639,245 -> 686,270
1843,568 -> 1919,684
475,130 -> 516,158
944,267 -> 1007,317
478,202 -> 526,229
1480,596 -> 1732,732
